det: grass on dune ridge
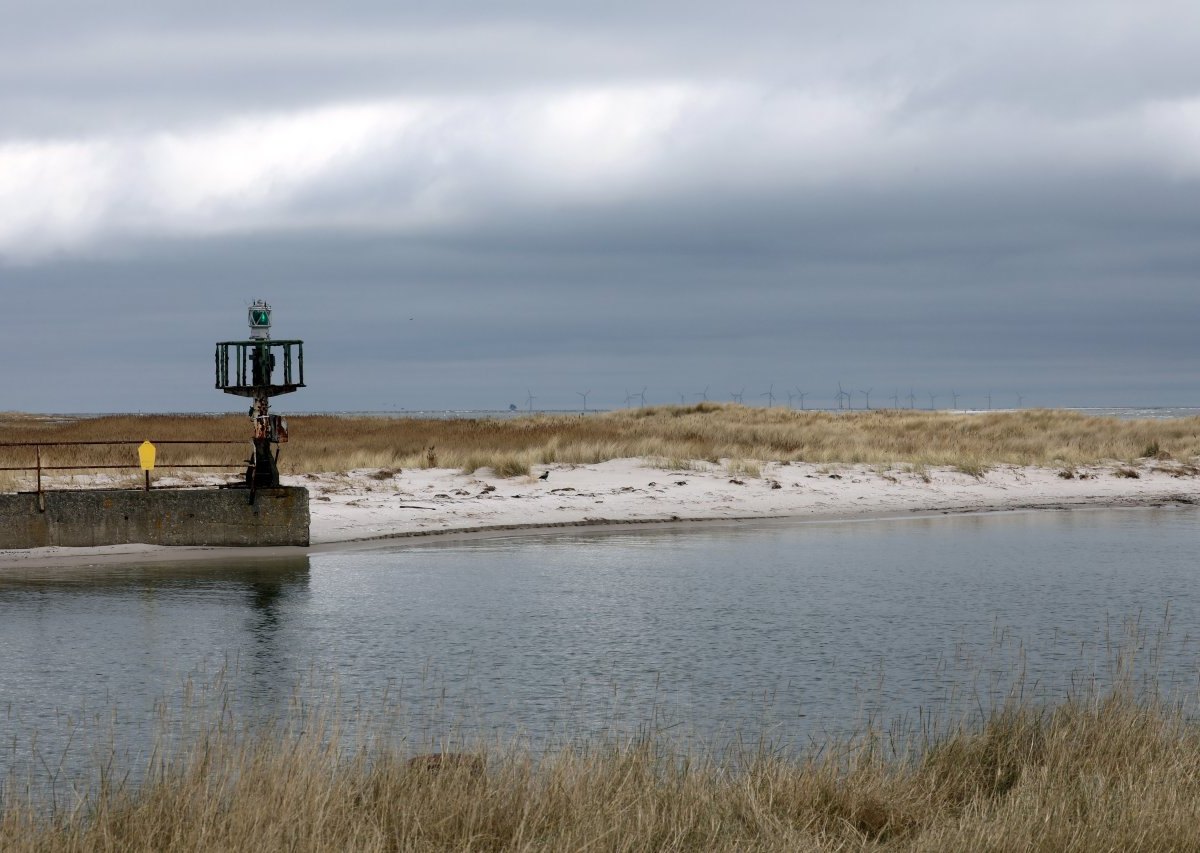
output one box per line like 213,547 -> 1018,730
1,404 -> 1199,484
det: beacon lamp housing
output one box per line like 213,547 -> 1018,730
248,303 -> 272,340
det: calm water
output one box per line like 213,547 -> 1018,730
2,507 -> 1198,783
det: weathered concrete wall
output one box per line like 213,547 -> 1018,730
0,488 -> 309,549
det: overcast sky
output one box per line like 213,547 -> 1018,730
2,1 -> 1198,413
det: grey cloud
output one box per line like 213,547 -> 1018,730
6,2 -> 1200,133
1,1 -> 1197,411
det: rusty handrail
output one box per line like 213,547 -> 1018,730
0,440 -> 243,447
0,440 -> 249,506
0,464 -> 238,471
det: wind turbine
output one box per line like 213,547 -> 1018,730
624,389 -> 635,407
525,390 -> 536,413
730,388 -> 745,404
760,384 -> 775,407
859,388 -> 873,410
678,392 -> 687,405
837,382 -> 852,410
795,389 -> 807,411
577,390 -> 592,413
636,386 -> 647,407
986,392 -> 992,410
951,391 -> 960,410
929,393 -> 939,410
907,388 -> 917,409
890,389 -> 900,409
1016,394 -> 1025,408
695,385 -> 710,402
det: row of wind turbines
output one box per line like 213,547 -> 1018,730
522,386 -> 1026,413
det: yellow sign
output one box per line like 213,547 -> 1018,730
138,440 -> 156,471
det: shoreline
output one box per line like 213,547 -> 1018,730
0,458 -> 1195,570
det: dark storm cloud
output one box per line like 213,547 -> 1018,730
1,1 -> 1198,410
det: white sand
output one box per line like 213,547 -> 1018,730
2,459 -> 1195,568
302,458 -> 1197,542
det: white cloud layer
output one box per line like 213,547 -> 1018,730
4,80 -> 1200,260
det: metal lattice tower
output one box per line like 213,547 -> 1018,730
214,301 -> 305,488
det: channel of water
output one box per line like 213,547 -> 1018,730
1,506 -> 1197,787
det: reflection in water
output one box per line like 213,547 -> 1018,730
0,555 -> 311,592
0,556 -> 312,785
248,575 -> 289,622
240,563 -> 311,711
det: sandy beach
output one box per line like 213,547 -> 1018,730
1,458 -> 1195,569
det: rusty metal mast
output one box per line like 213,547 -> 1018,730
214,301 -> 305,488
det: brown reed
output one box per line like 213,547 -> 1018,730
2,686 -> 1199,851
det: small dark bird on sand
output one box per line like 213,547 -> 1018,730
538,470 -> 550,480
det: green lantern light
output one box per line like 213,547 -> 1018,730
248,300 -> 272,339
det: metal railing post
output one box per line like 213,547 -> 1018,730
248,445 -> 258,505
36,444 -> 44,512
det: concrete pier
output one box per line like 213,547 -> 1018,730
0,488 -> 309,549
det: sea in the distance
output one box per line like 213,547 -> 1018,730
41,406 -> 1200,421
312,406 -> 1200,420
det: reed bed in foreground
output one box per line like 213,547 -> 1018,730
4,687 -> 1200,851
2,405 -> 1199,483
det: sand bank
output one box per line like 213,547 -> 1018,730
1,458 -> 1195,569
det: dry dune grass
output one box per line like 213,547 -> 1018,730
4,686 -> 1200,851
2,405 -> 1199,485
